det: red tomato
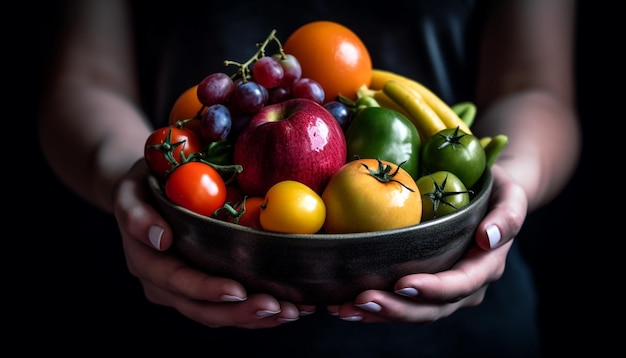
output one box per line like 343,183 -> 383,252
144,126 -> 202,177
164,161 -> 227,217
230,196 -> 264,230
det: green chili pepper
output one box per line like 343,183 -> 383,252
451,101 -> 477,128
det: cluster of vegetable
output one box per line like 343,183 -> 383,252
336,90 -> 503,230
341,69 -> 508,226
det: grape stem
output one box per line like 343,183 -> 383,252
223,29 -> 285,82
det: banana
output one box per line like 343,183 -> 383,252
482,134 -> 508,168
371,69 -> 472,134
356,85 -> 411,119
371,90 -> 412,119
370,68 -> 406,91
382,80 -> 446,141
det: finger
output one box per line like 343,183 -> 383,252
475,165 -> 527,250
113,159 -> 174,251
126,234 -> 304,328
180,293 -> 287,329
391,241 -> 512,303
141,283 -> 293,328
326,305 -> 340,316
333,286 -> 488,324
297,304 -> 317,316
275,301 -> 304,323
123,233 -> 248,303
333,241 -> 512,323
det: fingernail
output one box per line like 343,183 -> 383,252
148,225 -> 164,250
299,309 -> 316,316
486,224 -> 501,248
355,301 -> 382,313
277,317 -> 299,323
220,294 -> 246,302
339,315 -> 363,322
395,287 -> 419,297
256,309 -> 281,318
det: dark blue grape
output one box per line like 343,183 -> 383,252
200,104 -> 232,142
231,81 -> 266,114
324,100 -> 353,131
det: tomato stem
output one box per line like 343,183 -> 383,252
199,159 -> 242,185
213,199 -> 248,223
361,158 -> 415,192
435,125 -> 466,150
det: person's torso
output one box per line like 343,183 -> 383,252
130,0 -> 488,127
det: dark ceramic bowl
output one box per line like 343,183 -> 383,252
148,168 -> 492,305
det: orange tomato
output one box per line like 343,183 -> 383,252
283,21 -> 372,103
168,84 -> 207,137
322,158 -> 422,234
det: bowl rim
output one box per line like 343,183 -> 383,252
147,167 -> 493,241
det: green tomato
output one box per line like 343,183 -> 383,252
345,106 -> 421,179
420,126 -> 486,188
415,171 -> 471,221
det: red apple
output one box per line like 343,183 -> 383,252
234,98 -> 347,197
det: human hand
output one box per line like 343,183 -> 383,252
112,159 -> 313,328
327,164 -> 527,323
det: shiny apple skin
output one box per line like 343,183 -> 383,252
234,98 -> 347,197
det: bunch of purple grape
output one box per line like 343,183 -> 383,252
195,53 -> 326,143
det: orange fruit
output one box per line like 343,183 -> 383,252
283,21 -> 372,103
168,84 -> 206,137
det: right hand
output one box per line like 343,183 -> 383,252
112,159 -> 311,328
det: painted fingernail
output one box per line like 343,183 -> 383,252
277,317 -> 299,323
395,287 -> 419,297
355,301 -> 382,313
148,225 -> 164,250
220,294 -> 246,302
339,315 -> 363,322
299,309 -> 316,316
486,224 -> 501,248
256,309 -> 281,318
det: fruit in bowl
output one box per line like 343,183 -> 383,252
234,98 -> 346,197
147,167 -> 492,305
145,22 -> 507,305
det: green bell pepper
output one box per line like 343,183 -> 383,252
345,106 -> 421,179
